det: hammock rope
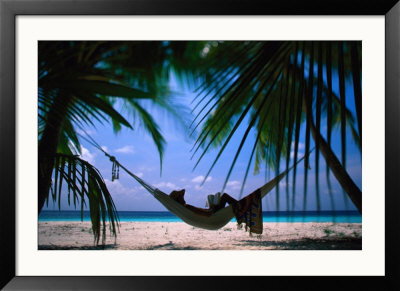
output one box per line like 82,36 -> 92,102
77,130 -> 312,230
77,131 -> 158,194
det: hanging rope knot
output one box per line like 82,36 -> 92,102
110,156 -> 119,181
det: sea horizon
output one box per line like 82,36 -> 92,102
39,210 -> 361,223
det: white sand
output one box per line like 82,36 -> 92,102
38,221 -> 361,250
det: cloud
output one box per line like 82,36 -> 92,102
226,180 -> 241,190
138,166 -> 156,173
136,172 -> 144,178
115,145 -> 135,154
290,150 -> 304,159
191,176 -> 212,183
101,146 -> 109,152
191,176 -> 212,191
154,182 -> 177,190
195,185 -> 203,190
279,180 -> 290,187
289,142 -> 305,159
80,146 -> 95,164
291,141 -> 305,150
104,179 -> 137,196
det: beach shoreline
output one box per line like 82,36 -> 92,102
38,221 -> 361,250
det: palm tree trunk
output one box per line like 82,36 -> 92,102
38,95 -> 71,213
304,100 -> 362,213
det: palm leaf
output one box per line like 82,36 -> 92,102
338,41 -> 347,168
125,100 -> 166,174
74,91 -> 133,129
291,42 -> 306,210
191,40 -> 362,213
350,41 -> 362,143
303,41 -> 314,212
50,153 -> 119,245
59,80 -> 154,99
192,44 -> 290,174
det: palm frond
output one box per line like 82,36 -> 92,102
291,42 -> 306,209
338,41 -> 347,168
350,41 -> 362,144
50,153 -> 119,245
125,100 -> 166,175
192,40 -> 362,212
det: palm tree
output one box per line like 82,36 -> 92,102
191,41 -> 362,213
38,41 -> 207,244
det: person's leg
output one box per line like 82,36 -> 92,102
215,193 -> 237,211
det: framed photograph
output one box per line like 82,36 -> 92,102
1,0 -> 399,289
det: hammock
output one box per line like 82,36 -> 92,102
79,130 -> 309,231
114,157 -> 306,231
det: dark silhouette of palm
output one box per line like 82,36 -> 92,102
38,41 -> 206,244
38,41 -> 362,244
190,41 -> 361,213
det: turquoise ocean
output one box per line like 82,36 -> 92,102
39,210 -> 361,223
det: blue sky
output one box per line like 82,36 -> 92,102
44,60 -> 361,213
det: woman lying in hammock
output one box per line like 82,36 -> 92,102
169,189 -> 238,217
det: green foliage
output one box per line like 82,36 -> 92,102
48,154 -> 119,245
191,41 -> 362,209
39,41 -> 206,159
38,41 -> 208,243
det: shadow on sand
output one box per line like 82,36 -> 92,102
38,242 -> 199,250
38,237 -> 361,250
235,237 -> 362,250
145,242 -> 198,250
38,244 -> 118,250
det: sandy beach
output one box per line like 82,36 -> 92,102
38,221 -> 361,250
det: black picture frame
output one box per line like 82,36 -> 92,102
1,0 -> 399,290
